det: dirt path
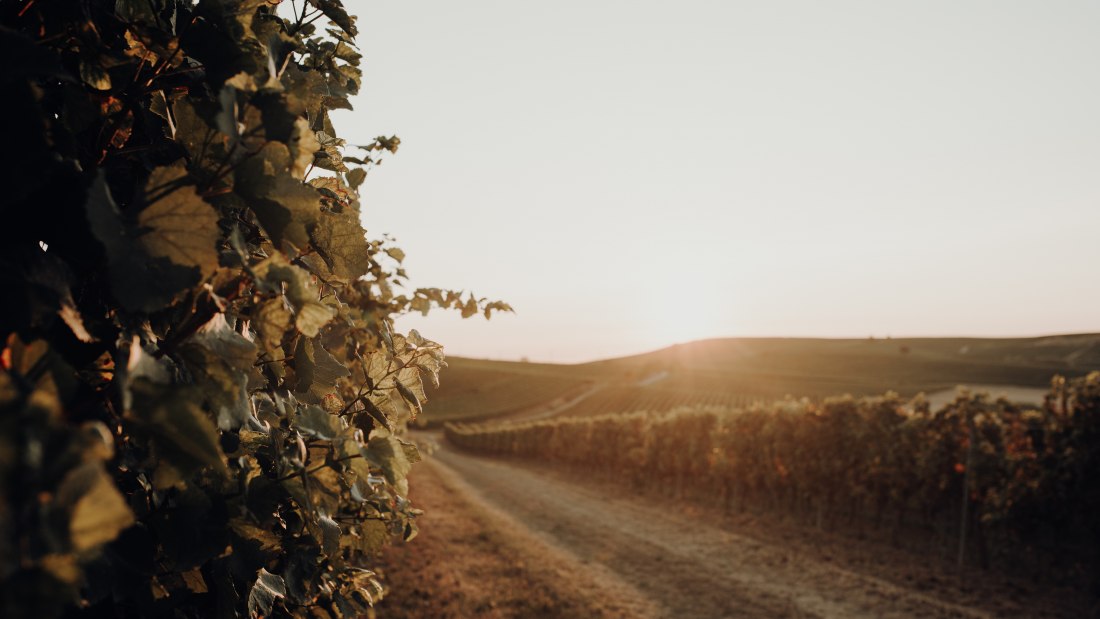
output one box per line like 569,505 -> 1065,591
372,444 -> 660,619
495,382 -> 605,423
385,437 -> 1091,619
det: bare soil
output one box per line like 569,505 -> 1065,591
370,449 -> 659,619
374,438 -> 1095,619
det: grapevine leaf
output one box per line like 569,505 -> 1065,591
293,337 -> 317,394
311,210 -> 371,280
312,340 -> 350,388
179,348 -> 251,430
366,435 -> 411,489
79,59 -> 111,91
306,0 -> 358,36
229,518 -> 282,554
384,247 -> 405,263
401,440 -> 422,464
247,569 -> 286,619
179,316 -> 256,429
289,117 -> 320,179
282,65 -> 330,122
397,365 -> 427,402
460,295 -> 478,318
296,405 -> 342,440
409,295 -> 431,316
127,379 -> 227,487
15,247 -> 96,342
307,466 -> 343,515
346,167 -> 366,189
355,519 -> 390,555
253,254 -> 335,336
191,314 -> 257,372
319,515 -> 341,557
85,171 -> 202,311
171,99 -> 227,170
336,439 -> 373,486
360,397 -> 393,432
395,379 -> 422,418
295,336 -> 351,400
55,462 -> 135,552
253,298 -> 293,352
236,144 -> 322,249
296,302 -> 337,338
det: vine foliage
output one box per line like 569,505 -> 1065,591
447,374 -> 1100,583
0,1 -> 508,617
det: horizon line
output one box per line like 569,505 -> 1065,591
446,331 -> 1100,366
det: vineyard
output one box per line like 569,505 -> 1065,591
2,0 -> 1097,616
548,384 -> 765,418
426,336 -> 1099,422
446,372 -> 1100,589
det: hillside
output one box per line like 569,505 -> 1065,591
418,358 -> 595,424
422,334 -> 1100,423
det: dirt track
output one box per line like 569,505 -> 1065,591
434,447 -> 978,618
378,437 -> 1090,619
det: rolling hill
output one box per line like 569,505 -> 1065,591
420,334 -> 1100,424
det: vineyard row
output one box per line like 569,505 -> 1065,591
445,373 -> 1100,584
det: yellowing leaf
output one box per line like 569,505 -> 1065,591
55,462 -> 135,552
138,165 -> 221,280
253,254 -> 335,336
354,519 -> 390,555
395,378 -> 422,418
296,302 -> 335,338
461,296 -> 478,318
366,435 -> 412,489
289,117 -> 320,179
79,60 -> 111,91
346,167 -> 367,189
306,0 -> 358,36
86,171 -> 215,311
384,247 -> 405,263
311,210 -> 371,280
252,299 -> 291,353
409,295 -> 431,316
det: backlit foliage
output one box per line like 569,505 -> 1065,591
0,1 -> 507,617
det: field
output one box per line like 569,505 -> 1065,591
396,338 -> 1100,618
376,340 -> 1100,615
379,435 -> 1093,618
424,334 -> 1100,422
417,358 -> 594,424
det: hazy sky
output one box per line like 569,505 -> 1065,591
336,0 -> 1100,363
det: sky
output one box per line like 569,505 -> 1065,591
335,0 -> 1100,363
